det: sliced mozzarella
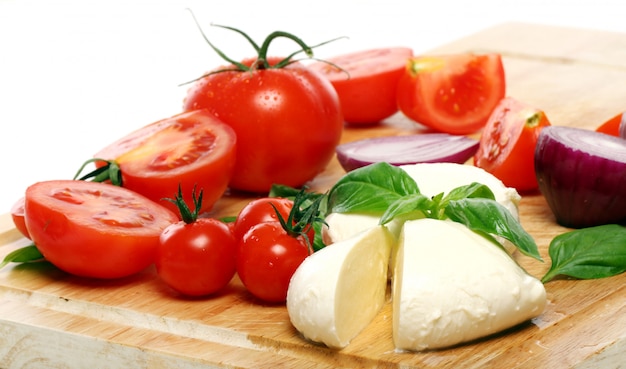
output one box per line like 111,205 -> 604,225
393,218 -> 546,351
322,212 -> 403,245
286,225 -> 393,349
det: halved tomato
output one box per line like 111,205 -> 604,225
308,47 -> 413,124
595,112 -> 624,136
24,180 -> 179,279
396,53 -> 506,135
474,97 -> 551,192
94,110 -> 237,215
10,197 -> 30,239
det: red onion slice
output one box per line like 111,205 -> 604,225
535,126 -> 626,228
336,133 -> 479,172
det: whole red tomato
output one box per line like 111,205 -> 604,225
237,221 -> 312,303
24,180 -> 178,279
397,53 -> 506,135
157,218 -> 237,296
233,197 -> 295,240
182,26 -> 343,193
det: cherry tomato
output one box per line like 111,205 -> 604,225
94,110 -> 237,215
183,57 -> 343,193
11,197 -> 30,239
237,221 -> 312,303
24,180 -> 178,279
233,197 -> 294,240
156,218 -> 237,296
474,97 -> 552,192
595,112 -> 624,136
308,47 -> 413,124
397,53 -> 506,135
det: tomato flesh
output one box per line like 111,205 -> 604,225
183,58 -> 343,193
474,97 -> 552,192
156,218 -> 237,296
397,53 -> 506,135
11,197 -> 30,239
308,47 -> 413,124
237,221 -> 311,303
24,180 -> 178,279
95,110 -> 237,215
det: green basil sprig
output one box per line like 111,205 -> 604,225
541,224 -> 626,283
326,162 -> 542,261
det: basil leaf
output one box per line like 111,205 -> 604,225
444,198 -> 542,261
542,224 -> 626,283
379,193 -> 432,225
443,182 -> 495,202
327,162 -> 419,213
0,244 -> 44,269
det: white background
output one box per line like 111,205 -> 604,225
1,0 -> 625,212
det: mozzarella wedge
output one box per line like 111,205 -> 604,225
323,163 -> 520,253
286,225 -> 394,349
393,218 -> 547,351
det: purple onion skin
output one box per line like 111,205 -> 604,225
336,134 -> 479,172
535,126 -> 626,228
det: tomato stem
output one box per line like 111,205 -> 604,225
272,188 -> 326,253
74,158 -> 123,186
164,184 -> 203,224
186,9 -> 345,74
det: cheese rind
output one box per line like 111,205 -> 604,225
286,225 -> 393,349
393,218 -> 547,351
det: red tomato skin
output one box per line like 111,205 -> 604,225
237,221 -> 311,303
94,110 -> 237,215
183,58 -> 343,193
233,197 -> 294,240
397,53 -> 506,135
308,47 -> 413,124
595,112 -> 623,136
24,180 -> 179,279
474,97 -> 552,192
156,218 -> 237,296
11,197 -> 30,239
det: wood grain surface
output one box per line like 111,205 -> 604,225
2,22 -> 626,369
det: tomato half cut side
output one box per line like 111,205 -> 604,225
308,47 -> 413,124
94,110 -> 237,215
397,53 -> 506,135
474,97 -> 552,192
24,180 -> 179,279
11,197 -> 30,239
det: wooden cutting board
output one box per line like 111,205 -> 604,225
2,22 -> 626,368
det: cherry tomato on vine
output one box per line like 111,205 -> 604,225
237,221 -> 312,303
156,187 -> 236,296
24,180 -> 178,279
474,97 -> 552,192
182,24 -> 343,193
89,110 -> 237,215
233,197 -> 295,240
308,47 -> 413,124
397,53 -> 506,135
595,112 -> 624,136
11,197 -> 30,239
